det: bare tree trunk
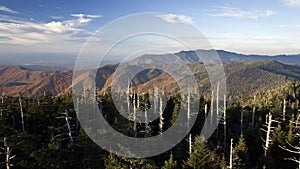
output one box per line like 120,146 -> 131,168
1,96 -> 3,121
5,138 -> 10,169
65,110 -> 74,142
19,95 -> 25,132
204,104 -> 207,132
265,113 -> 272,157
211,90 -> 214,126
75,98 -> 80,131
279,114 -> 300,168
127,79 -> 130,118
188,134 -> 192,154
187,90 -> 190,131
83,84 -> 86,99
159,96 -> 164,134
223,95 -> 227,154
283,99 -> 286,122
240,107 -> 243,136
144,99 -> 148,136
3,138 -> 14,169
133,92 -> 137,137
187,90 -> 191,154
137,93 -> 139,110
252,106 -> 256,128
154,87 -> 158,116
216,83 -> 219,136
229,138 -> 233,169
261,113 -> 278,157
252,95 -> 256,127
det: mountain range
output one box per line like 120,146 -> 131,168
127,49 -> 300,66
1,49 -> 300,98
1,60 -> 300,99
1,50 -> 300,71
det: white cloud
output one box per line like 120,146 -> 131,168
42,13 -> 102,33
209,6 -> 274,19
208,32 -> 300,55
0,5 -> 18,13
44,21 -> 69,33
282,0 -> 300,7
50,16 -> 64,20
71,13 -> 102,19
0,13 -> 102,45
280,24 -> 300,28
158,14 -> 193,25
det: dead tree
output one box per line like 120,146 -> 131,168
211,90 -> 214,126
283,99 -> 287,122
187,90 -> 190,129
281,143 -> 300,169
137,93 -> 140,110
18,95 -> 25,132
133,92 -> 137,137
144,96 -> 148,136
240,106 -> 243,136
280,114 -> 300,168
159,96 -> 164,135
188,134 -> 192,154
75,98 -> 80,131
1,138 -> 15,169
187,89 -> 191,154
57,110 -> 75,143
204,104 -> 208,132
216,82 -> 219,124
1,95 -> 4,120
223,95 -> 227,154
229,138 -> 233,169
261,112 -> 278,157
127,79 -> 130,118
64,110 -> 74,142
252,95 -> 256,127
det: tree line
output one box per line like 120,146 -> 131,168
0,82 -> 299,168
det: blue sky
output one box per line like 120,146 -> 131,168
0,0 -> 300,59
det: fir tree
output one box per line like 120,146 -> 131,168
184,136 -> 214,169
162,153 -> 177,169
232,136 -> 248,169
104,153 -> 124,169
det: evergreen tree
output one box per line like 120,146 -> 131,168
162,153 -> 177,169
220,155 -> 227,169
104,153 -> 124,169
184,136 -> 214,169
232,136 -> 248,169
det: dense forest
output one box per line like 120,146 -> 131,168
0,82 -> 299,169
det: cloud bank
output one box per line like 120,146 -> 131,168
209,6 -> 274,19
158,14 -> 193,25
0,12 -> 102,44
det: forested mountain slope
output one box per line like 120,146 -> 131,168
1,60 -> 300,98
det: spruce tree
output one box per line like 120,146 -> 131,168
104,153 -> 124,169
162,153 -> 177,169
184,136 -> 214,169
233,136 -> 248,169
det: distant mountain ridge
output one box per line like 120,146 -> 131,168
100,60 -> 300,98
215,50 -> 300,64
1,50 -> 300,71
1,60 -> 300,98
130,49 -> 300,65
0,66 -> 72,97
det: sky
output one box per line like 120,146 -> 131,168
1,0 -> 300,63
